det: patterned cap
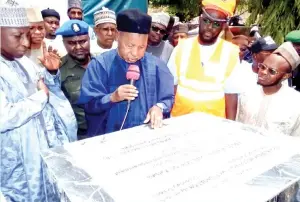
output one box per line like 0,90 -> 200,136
94,7 -> 116,26
151,12 -> 170,28
274,42 -> 300,70
68,0 -> 82,10
173,23 -> 189,34
0,6 -> 29,27
26,7 -> 43,23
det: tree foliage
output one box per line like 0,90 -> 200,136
150,0 -> 199,21
150,0 -> 300,43
244,0 -> 300,43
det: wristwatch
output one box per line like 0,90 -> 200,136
156,103 -> 165,112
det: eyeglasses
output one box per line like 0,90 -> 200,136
201,18 -> 222,29
151,26 -> 167,35
258,63 -> 287,75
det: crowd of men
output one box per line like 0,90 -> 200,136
1,0 -> 300,201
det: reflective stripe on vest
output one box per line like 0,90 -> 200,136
171,37 -> 239,117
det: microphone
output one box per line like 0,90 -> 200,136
126,64 -> 140,87
120,65 -> 140,131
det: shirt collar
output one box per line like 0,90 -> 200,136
62,54 -> 94,69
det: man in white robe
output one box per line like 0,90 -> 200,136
237,42 -> 300,136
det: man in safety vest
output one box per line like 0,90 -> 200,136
167,0 -> 241,120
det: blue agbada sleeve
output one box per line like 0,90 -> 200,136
77,58 -> 112,114
156,59 -> 174,113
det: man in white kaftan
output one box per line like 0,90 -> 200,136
237,42 -> 300,136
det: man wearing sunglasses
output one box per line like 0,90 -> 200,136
237,42 -> 300,136
168,0 -> 241,120
146,12 -> 174,64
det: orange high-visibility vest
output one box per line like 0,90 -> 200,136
171,37 -> 239,117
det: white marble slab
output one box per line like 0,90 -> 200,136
42,113 -> 300,202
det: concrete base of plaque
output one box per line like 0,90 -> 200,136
41,113 -> 300,202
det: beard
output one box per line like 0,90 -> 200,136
70,53 -> 90,64
198,32 -> 219,45
257,78 -> 282,87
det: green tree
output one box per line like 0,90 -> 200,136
150,0 -> 300,43
150,0 -> 199,21
244,0 -> 300,43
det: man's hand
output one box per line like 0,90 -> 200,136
144,105 -> 163,129
37,79 -> 49,97
38,42 -> 61,71
110,84 -> 138,103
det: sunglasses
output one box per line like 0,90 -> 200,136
151,26 -> 167,35
258,63 -> 287,75
201,18 -> 223,29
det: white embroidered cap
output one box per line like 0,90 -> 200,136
94,7 -> 116,26
0,6 -> 29,27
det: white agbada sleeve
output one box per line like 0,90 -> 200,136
0,87 -> 48,133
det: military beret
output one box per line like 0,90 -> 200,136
55,19 -> 89,37
41,8 -> 60,20
117,9 -> 151,34
285,30 -> 300,43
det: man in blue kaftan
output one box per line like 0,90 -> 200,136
0,6 -> 75,202
78,9 -> 174,135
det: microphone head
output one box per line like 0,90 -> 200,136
126,65 -> 140,81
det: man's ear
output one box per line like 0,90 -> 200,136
283,72 -> 292,80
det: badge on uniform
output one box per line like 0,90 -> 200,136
72,23 -> 81,33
